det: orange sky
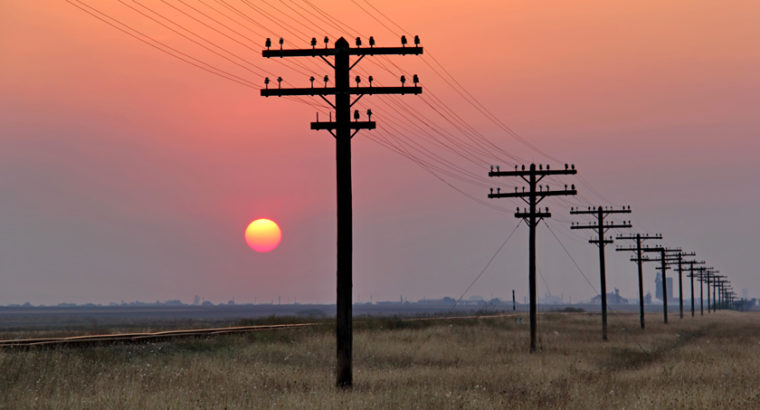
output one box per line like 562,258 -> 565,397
1,1 -> 759,305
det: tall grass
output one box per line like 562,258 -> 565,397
1,312 -> 759,409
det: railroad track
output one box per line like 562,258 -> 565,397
0,313 -> 518,349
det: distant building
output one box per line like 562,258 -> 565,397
591,288 -> 628,305
655,273 -> 674,303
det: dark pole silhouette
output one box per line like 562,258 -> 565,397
616,233 -> 662,329
677,253 -> 684,319
512,289 -> 516,311
660,248 -> 668,324
488,163 -> 577,352
690,262 -> 695,317
571,206 -> 632,340
260,36 -> 422,388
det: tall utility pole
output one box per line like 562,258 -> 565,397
570,206 -> 632,340
261,35 -> 422,388
488,163 -> 577,352
616,233 -> 662,329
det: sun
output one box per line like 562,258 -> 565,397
244,219 -> 282,252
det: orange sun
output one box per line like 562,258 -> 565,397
244,219 -> 282,252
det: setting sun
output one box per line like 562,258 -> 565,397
244,219 -> 282,253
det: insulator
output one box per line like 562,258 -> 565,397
355,75 -> 361,85
355,37 -> 362,47
369,36 -> 375,47
564,163 -> 568,169
413,74 -> 419,84
490,188 -> 493,194
311,38 -> 317,48
400,75 -> 406,85
354,110 -> 360,120
414,35 -> 420,45
490,165 -> 493,172
279,38 -> 284,48
496,165 -> 500,171
401,35 -> 407,46
265,38 -> 272,49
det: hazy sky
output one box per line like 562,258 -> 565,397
1,1 -> 758,305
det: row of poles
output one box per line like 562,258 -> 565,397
488,164 -> 735,349
259,35 -> 737,388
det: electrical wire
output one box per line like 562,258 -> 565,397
450,220 -> 523,310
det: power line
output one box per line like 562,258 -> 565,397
452,220 -> 522,309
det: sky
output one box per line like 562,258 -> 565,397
1,0 -> 758,305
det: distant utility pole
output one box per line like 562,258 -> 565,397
512,289 -> 516,311
570,206 -> 632,340
712,274 -> 725,311
662,249 -> 695,319
706,269 -> 720,312
693,267 -> 711,316
616,233 -> 662,329
630,245 -> 669,323
650,248 -> 695,323
261,35 -> 422,388
488,163 -> 577,352
685,260 -> 706,317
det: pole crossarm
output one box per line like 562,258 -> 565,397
570,208 -> 632,215
572,222 -> 632,230
616,233 -> 662,241
489,189 -> 577,199
263,46 -> 423,58
488,165 -> 577,178
262,86 -> 422,97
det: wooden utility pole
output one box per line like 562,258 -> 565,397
616,233 -> 662,329
488,163 -> 577,352
571,206 -> 632,340
686,260 -> 705,317
261,35 -> 422,388
630,246 -> 671,323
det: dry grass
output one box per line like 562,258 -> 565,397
1,312 -> 759,409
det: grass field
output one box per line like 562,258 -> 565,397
1,311 -> 759,409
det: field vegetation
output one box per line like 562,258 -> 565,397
1,311 -> 759,409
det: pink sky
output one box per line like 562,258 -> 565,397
1,1 -> 758,304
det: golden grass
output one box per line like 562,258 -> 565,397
1,312 -> 759,409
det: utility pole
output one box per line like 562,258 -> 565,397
571,206 -> 632,341
512,289 -> 516,312
261,35 -> 422,388
686,260 -> 705,317
630,246 -> 670,323
648,250 -> 691,322
616,233 -> 662,329
488,163 -> 577,352
663,249 -> 695,319
694,267 -> 711,316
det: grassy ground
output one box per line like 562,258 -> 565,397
1,311 -> 759,409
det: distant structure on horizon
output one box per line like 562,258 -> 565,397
655,273 -> 675,303
591,288 -> 628,305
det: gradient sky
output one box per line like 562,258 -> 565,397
1,1 -> 758,305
